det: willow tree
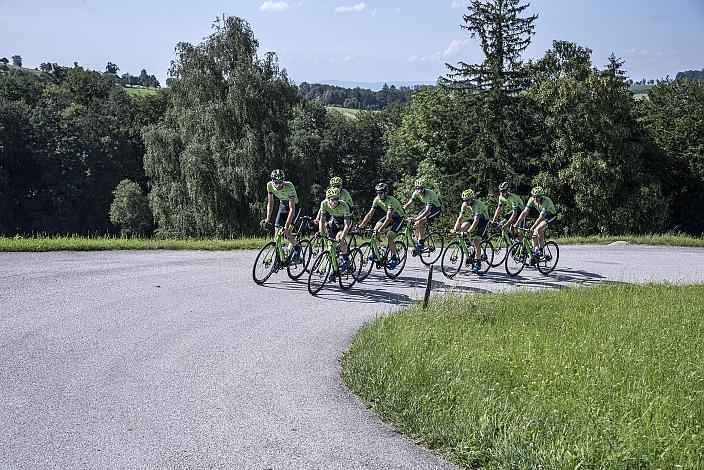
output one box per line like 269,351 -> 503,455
143,17 -> 297,237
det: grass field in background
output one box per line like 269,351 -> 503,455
0,236 -> 267,252
326,106 -> 363,119
124,86 -> 161,97
341,284 -> 704,469
554,233 -> 704,247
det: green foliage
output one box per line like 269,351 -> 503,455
109,179 -> 153,236
342,284 -> 704,469
11,55 -> 22,67
143,16 -> 297,237
298,81 -> 414,110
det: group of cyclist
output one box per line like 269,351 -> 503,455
260,168 -> 558,277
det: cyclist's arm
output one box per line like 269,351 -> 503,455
318,215 -> 326,235
313,208 -> 322,224
491,203 -> 502,224
415,204 -> 431,222
467,215 -> 479,233
403,199 -> 413,211
452,213 -> 463,232
379,210 -> 394,231
359,207 -> 375,228
285,200 -> 296,229
514,207 -> 529,227
263,193 -> 274,223
504,209 -> 518,226
531,211 -> 546,231
342,218 -> 352,238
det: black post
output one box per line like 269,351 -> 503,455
422,264 -> 433,310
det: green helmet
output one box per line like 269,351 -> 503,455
375,182 -> 388,193
414,179 -> 426,189
326,187 -> 341,199
531,186 -> 545,197
461,189 -> 476,200
329,176 -> 342,187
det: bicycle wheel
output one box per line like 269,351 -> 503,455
441,240 -> 464,279
354,242 -> 375,282
307,236 -> 325,270
488,233 -> 509,267
287,239 -> 312,280
308,251 -> 331,295
505,241 -> 527,277
477,240 -> 494,275
419,231 -> 444,266
253,242 -> 278,285
384,241 -> 408,279
339,249 -> 359,291
537,241 -> 560,275
346,233 -> 358,250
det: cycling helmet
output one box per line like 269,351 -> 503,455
326,187 -> 341,199
270,169 -> 285,181
375,182 -> 388,193
329,176 -> 343,187
531,186 -> 545,197
414,179 -> 426,189
461,189 -> 476,200
498,181 -> 511,191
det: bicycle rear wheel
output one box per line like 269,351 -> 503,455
537,241 -> 560,275
308,251 -> 331,295
253,242 -> 278,285
441,240 -> 463,279
287,239 -> 312,280
384,241 -> 407,279
419,231 -> 444,266
477,240 -> 494,275
354,242 -> 375,282
505,241 -> 527,277
339,249 -> 359,290
488,233 -> 508,267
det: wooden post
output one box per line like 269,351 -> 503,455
422,264 -> 433,310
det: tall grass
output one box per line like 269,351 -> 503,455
555,233 -> 704,247
342,284 -> 704,469
0,235 -> 268,252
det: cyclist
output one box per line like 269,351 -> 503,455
452,189 -> 489,274
491,181 -> 525,229
403,179 -> 442,256
261,169 -> 301,263
318,187 -> 353,282
358,182 -> 405,270
314,176 -> 355,225
514,186 -> 558,257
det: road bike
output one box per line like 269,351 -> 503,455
307,237 -> 362,295
252,223 -> 312,285
487,224 -> 518,267
398,218 -> 445,266
441,231 -> 494,278
354,228 -> 408,281
505,227 -> 560,276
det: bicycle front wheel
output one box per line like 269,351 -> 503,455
339,249 -> 359,291
419,231 -> 444,266
488,233 -> 508,267
384,241 -> 408,279
287,239 -> 312,280
308,251 -> 331,295
477,240 -> 494,275
354,242 -> 374,282
537,241 -> 560,275
505,241 -> 527,277
441,240 -> 463,279
253,242 -> 278,285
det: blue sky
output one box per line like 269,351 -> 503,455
1,0 -> 703,85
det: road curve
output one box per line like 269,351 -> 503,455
1,244 -> 703,469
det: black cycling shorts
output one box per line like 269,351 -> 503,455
471,217 -> 489,239
275,201 -> 300,228
371,206 -> 386,225
388,214 -> 405,235
543,212 -> 558,227
418,204 -> 441,221
503,211 -> 525,228
327,216 -> 350,239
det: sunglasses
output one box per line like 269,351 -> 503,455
415,187 -> 424,190
329,197 -> 340,202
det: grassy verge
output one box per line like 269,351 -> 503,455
0,236 -> 268,252
554,233 -> 704,247
342,284 -> 704,469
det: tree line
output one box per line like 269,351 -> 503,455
297,82 -> 414,110
1,5 -> 703,238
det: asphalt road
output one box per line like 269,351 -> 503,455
1,244 -> 703,469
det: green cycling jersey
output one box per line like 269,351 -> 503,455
410,188 -> 442,208
373,195 -> 405,217
527,196 -> 557,215
320,199 -> 352,219
267,181 -> 298,204
460,199 -> 489,222
338,188 -> 354,209
498,192 -> 525,211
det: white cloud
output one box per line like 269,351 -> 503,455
259,1 -> 289,12
334,2 -> 366,13
370,8 -> 378,16
431,39 -> 471,63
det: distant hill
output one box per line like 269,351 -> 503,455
316,80 -> 436,91
675,69 -> 704,82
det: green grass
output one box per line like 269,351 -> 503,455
326,106 -> 363,119
0,236 -> 267,252
554,233 -> 704,247
124,86 -> 161,97
342,284 -> 704,469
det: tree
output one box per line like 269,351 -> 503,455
143,16 -> 297,237
0,58 -> 9,65
106,62 -> 119,74
11,55 -> 22,67
39,63 -> 53,72
109,179 -> 153,236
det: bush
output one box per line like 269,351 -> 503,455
109,179 -> 153,236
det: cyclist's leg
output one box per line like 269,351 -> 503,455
388,216 -> 404,258
285,206 -> 301,246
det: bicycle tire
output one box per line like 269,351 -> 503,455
505,241 -> 527,277
419,231 -> 444,266
355,242 -> 375,282
537,241 -> 560,275
384,240 -> 408,279
253,242 -> 278,285
308,251 -> 331,295
476,240 -> 494,275
441,240 -> 463,279
287,239 -> 312,280
338,249 -> 359,291
488,233 -> 509,267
